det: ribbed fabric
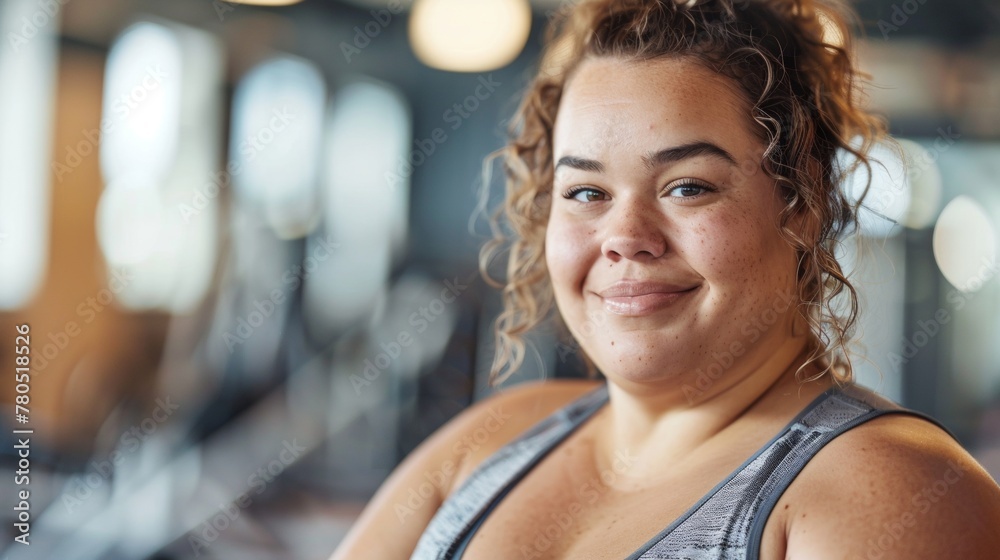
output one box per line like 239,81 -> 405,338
409,382 -> 957,560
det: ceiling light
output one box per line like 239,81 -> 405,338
409,0 -> 531,72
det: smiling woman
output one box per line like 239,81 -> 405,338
328,1 -> 1000,559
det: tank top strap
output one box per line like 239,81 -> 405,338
740,384 -> 959,557
627,383 -> 959,559
409,382 -> 610,560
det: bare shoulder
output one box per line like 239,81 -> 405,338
328,377 -> 603,560
779,413 -> 1000,559
446,377 -> 607,493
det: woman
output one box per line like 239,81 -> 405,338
331,0 -> 1000,558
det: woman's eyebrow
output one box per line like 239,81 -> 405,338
554,155 -> 605,173
554,141 -> 737,174
642,141 -> 736,170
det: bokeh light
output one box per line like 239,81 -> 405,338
409,0 -> 532,72
933,195 -> 998,292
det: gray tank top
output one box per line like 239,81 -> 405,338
409,382 -> 957,559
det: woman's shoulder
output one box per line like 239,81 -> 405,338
325,378 -> 603,560
776,410 -> 1000,558
443,377 -> 606,495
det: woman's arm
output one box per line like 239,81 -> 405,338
781,414 -> 1000,559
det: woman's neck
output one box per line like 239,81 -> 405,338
592,338 -> 836,482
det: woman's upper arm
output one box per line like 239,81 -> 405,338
782,415 -> 1000,559
327,379 -> 581,560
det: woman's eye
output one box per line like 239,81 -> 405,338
666,183 -> 712,198
566,188 -> 607,202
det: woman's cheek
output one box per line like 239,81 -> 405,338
545,218 -> 593,285
690,211 -> 763,286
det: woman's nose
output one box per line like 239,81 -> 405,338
599,202 -> 668,262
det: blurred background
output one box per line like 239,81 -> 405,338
0,0 -> 998,558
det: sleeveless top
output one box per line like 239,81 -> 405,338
409,382 -> 958,560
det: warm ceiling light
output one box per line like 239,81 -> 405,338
409,0 -> 532,72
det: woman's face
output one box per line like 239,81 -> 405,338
546,56 -> 804,388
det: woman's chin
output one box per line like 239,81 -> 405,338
595,354 -> 693,386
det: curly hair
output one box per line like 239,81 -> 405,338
478,0 -> 886,388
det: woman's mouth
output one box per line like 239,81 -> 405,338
597,281 -> 701,316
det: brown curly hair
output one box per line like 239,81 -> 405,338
478,0 -> 886,388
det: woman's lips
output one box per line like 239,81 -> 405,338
597,282 -> 700,316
